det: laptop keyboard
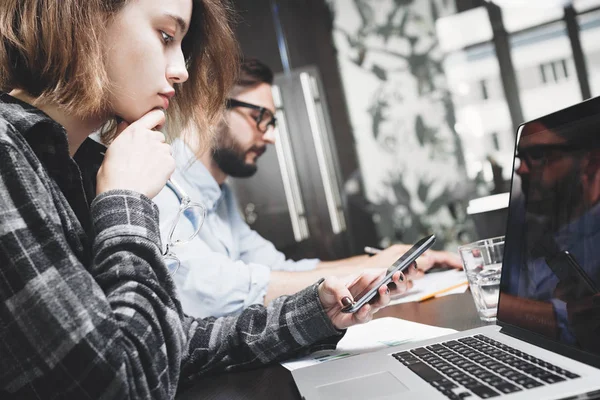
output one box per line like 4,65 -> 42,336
393,334 -> 580,399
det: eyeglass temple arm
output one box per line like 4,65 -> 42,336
163,180 -> 182,255
165,178 -> 187,203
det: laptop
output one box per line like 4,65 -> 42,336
292,97 -> 600,400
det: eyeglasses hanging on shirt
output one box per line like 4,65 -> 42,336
162,178 -> 206,275
94,135 -> 205,276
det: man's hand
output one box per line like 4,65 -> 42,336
365,243 -> 462,277
318,265 -> 417,330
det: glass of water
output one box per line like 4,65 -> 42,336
459,236 -> 504,322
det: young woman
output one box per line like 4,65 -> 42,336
0,1 -> 409,398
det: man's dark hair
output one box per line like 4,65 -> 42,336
237,57 -> 274,87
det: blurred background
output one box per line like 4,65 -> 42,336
225,0 -> 600,260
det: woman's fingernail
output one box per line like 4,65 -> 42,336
413,262 -> 418,270
399,273 -> 405,281
386,287 -> 390,295
342,297 -> 353,307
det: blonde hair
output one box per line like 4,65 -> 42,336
0,0 -> 239,152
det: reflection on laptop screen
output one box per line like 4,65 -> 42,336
498,97 -> 600,357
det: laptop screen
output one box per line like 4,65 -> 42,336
498,97 -> 600,358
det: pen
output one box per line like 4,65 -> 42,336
418,281 -> 469,302
364,246 -> 382,255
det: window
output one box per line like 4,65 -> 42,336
491,132 -> 500,151
443,46 -> 513,180
578,8 -> 600,96
540,64 -> 547,83
480,79 -> 489,100
436,3 -> 595,195
509,18 -> 580,121
539,59 -> 570,84
562,59 -> 569,78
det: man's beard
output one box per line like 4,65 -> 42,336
522,167 -> 585,259
213,147 -> 258,178
212,124 -> 265,178
521,167 -> 584,226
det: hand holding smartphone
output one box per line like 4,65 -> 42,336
341,234 -> 436,313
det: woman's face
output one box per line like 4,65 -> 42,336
104,0 -> 192,123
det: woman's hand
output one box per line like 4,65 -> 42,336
318,265 -> 417,330
97,109 -> 174,199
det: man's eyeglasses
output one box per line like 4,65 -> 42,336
226,98 -> 277,133
163,178 -> 206,275
516,143 -> 585,170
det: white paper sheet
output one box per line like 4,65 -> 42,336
280,317 -> 456,371
390,269 -> 469,305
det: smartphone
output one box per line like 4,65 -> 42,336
546,251 -> 599,295
341,234 -> 436,313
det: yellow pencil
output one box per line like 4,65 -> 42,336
418,281 -> 469,302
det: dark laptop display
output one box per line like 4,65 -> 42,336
294,98 -> 600,400
499,97 -> 600,362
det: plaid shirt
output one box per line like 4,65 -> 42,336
0,94 -> 342,399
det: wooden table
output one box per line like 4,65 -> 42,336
176,292 -> 490,400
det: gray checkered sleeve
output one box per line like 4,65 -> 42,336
0,138 -> 342,400
179,279 -> 343,385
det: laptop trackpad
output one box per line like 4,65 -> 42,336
317,371 -> 408,400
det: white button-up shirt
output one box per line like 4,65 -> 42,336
154,140 -> 319,318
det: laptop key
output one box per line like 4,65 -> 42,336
471,368 -> 489,376
529,368 -> 553,378
467,385 -> 500,398
449,371 -> 464,379
522,380 -> 544,389
509,373 -> 525,381
488,378 -> 506,386
396,357 -> 421,366
504,370 -> 521,380
436,379 -> 458,389
518,365 -> 539,374
494,366 -> 511,374
463,378 -> 479,387
464,366 -> 480,374
513,361 -> 530,370
411,348 -> 433,357
406,361 -> 445,383
493,383 -> 521,394
428,344 -> 445,350
537,374 -> 565,384
440,389 -> 463,400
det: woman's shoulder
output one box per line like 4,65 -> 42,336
0,115 -> 45,181
0,95 -> 57,151
0,117 -> 28,152
0,115 -> 57,216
